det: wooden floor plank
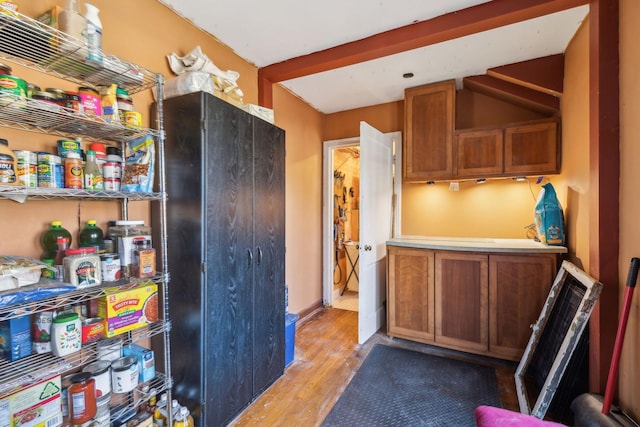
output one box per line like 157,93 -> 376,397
229,308 -> 518,426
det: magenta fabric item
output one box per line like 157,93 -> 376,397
475,406 -> 568,427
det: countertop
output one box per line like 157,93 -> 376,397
387,236 -> 568,254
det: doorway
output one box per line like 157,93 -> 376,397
322,129 -> 402,342
331,146 -> 361,312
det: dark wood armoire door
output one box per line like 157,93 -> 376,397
159,92 -> 285,427
251,116 -> 286,395
203,92 -> 255,426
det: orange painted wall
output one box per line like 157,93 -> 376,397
618,0 -> 640,418
5,0 -> 323,315
272,85 -> 324,314
559,16 -> 590,272
323,101 -> 403,141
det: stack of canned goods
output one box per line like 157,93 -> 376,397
0,63 -> 144,129
5,138 -> 123,190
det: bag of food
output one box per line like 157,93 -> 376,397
534,183 -> 565,246
121,134 -> 155,193
0,256 -> 47,291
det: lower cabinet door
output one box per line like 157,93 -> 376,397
387,247 -> 435,342
489,254 -> 557,360
435,252 -> 489,353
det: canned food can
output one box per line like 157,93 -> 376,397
111,356 -> 138,393
81,317 -> 105,343
100,253 -> 121,281
83,360 -> 111,397
37,152 -> 64,188
57,139 -> 81,158
97,337 -> 122,362
13,150 -> 37,187
104,177 -> 121,192
124,111 -> 142,129
103,162 -> 121,180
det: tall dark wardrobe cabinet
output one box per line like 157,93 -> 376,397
154,91 -> 285,427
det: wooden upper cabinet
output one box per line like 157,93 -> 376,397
505,119 -> 559,175
454,118 -> 559,179
404,80 -> 456,182
455,128 -> 504,178
404,78 -> 560,181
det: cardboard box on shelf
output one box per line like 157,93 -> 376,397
0,310 -> 31,362
35,5 -> 61,29
0,375 -> 62,427
123,343 -> 155,383
97,282 -> 158,337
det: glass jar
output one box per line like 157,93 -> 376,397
65,91 -> 84,114
44,87 -> 67,107
32,90 -> 61,112
68,372 -> 97,424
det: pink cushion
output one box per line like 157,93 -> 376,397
475,406 -> 568,427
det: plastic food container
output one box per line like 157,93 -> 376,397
63,248 -> 101,288
51,312 -> 81,356
107,220 -> 151,278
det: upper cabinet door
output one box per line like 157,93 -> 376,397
404,80 -> 456,182
455,128 -> 504,178
504,119 -> 559,175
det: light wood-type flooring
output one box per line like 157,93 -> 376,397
229,308 -> 519,426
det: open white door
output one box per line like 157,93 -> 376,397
358,122 -> 394,344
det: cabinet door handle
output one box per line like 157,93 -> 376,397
247,249 -> 253,268
364,245 -> 372,251
256,246 -> 263,266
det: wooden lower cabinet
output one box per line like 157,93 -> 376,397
387,246 -> 559,360
435,252 -> 489,353
489,254 -> 557,360
387,247 -> 435,342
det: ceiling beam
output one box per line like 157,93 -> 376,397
259,0 -> 588,85
258,0 -> 588,107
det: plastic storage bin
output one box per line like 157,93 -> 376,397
285,313 -> 299,367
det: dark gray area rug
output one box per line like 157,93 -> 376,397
322,344 -> 502,427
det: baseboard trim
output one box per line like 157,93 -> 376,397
295,300 -> 324,326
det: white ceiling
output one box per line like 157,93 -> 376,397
158,1 -> 589,114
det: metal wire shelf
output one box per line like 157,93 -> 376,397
0,185 -> 164,202
0,321 -> 169,399
0,9 -> 174,423
0,94 -> 158,144
0,11 -> 157,94
0,278 -> 165,321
